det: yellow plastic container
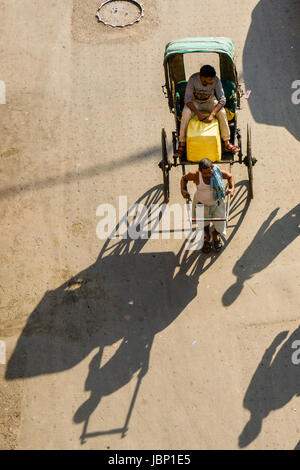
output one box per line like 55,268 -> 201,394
186,115 -> 221,162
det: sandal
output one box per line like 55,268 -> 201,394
225,142 -> 239,153
175,141 -> 186,158
213,238 -> 223,253
202,239 -> 212,254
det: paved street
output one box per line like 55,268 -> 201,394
0,0 -> 299,450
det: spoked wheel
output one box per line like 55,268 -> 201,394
158,128 -> 170,203
243,124 -> 257,200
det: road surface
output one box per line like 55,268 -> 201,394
0,0 -> 299,450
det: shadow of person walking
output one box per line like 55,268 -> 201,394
239,327 -> 300,448
243,0 -> 300,140
222,204 -> 300,306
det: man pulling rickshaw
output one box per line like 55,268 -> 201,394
180,158 -> 235,253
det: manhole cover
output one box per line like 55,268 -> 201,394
96,0 -> 144,28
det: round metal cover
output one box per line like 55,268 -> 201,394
96,0 -> 144,28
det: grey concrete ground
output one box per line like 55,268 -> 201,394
0,0 -> 299,450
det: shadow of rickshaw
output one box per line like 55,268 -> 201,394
5,182 -> 249,443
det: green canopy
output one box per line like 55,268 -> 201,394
164,37 -> 235,64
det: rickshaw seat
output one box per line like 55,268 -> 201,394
175,80 -> 188,118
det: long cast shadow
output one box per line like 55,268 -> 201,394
5,183 -> 249,443
239,327 -> 300,448
223,204 -> 300,306
243,0 -> 300,140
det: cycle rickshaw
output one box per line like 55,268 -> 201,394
159,37 -> 257,217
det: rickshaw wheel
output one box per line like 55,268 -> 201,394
172,131 -> 177,155
247,125 -> 254,199
160,128 -> 170,203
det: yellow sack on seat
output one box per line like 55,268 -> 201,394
186,115 -> 221,162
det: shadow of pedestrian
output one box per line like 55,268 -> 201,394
239,328 -> 300,448
243,0 -> 300,140
222,204 -> 300,306
5,182 -> 249,444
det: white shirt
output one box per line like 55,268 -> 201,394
195,171 -> 216,206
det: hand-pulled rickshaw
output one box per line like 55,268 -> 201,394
159,37 -> 257,223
